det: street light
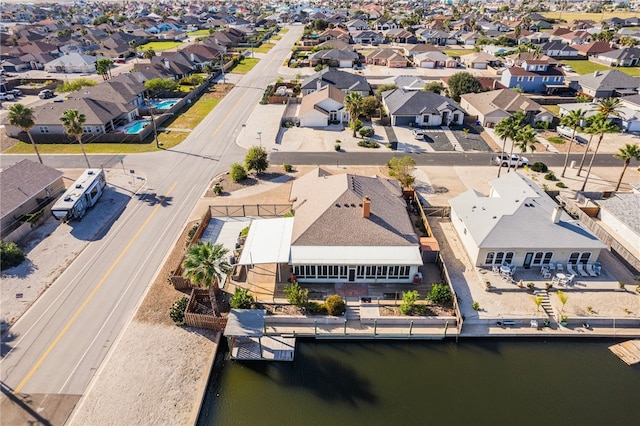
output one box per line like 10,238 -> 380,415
257,131 -> 262,147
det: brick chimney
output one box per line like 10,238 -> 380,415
362,196 -> 371,218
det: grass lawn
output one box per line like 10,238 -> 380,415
279,28 -> 289,34
187,29 -> 210,36
442,49 -> 473,57
139,41 -> 183,52
4,84 -> 231,154
543,105 -> 561,116
271,35 -> 282,40
230,58 -> 259,74
542,11 -> 639,22
254,43 -> 274,53
561,59 -> 640,76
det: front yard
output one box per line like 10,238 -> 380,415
230,57 -> 260,74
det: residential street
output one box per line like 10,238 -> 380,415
0,24 -> 304,399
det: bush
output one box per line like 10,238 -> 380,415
400,290 -> 420,315
240,226 -> 250,238
245,146 -> 269,174
358,126 -> 375,138
324,294 -> 346,316
544,171 -> 556,181
530,162 -> 548,173
283,163 -> 293,172
351,118 -> 363,132
556,181 -> 567,188
230,287 -> 255,309
334,143 -> 341,151
230,163 -> 247,182
57,78 -> 97,93
306,301 -> 327,314
357,139 -> 379,148
284,281 -> 308,307
535,120 -> 551,129
427,283 -> 452,305
0,241 -> 25,270
472,301 -> 480,311
179,74 -> 205,86
260,84 -> 274,104
169,296 -> 189,326
213,183 -> 223,195
335,139 -> 341,144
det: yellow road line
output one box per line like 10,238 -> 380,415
13,181 -> 178,394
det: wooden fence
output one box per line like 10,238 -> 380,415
184,289 -> 228,331
170,207 -> 212,286
209,204 -> 292,217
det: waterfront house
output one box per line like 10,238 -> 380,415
597,194 -> 640,254
382,89 -> 465,127
449,172 -> 606,269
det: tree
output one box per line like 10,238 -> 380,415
344,91 -> 363,137
182,241 -> 230,316
559,109 -> 586,177
244,146 -> 269,174
594,97 -> 624,120
494,112 -> 525,177
512,125 -> 537,172
580,116 -> 619,191
142,48 -> 156,59
360,95 -> 381,118
0,240 -> 25,270
557,290 -> 568,313
387,155 -> 416,189
8,104 -> 42,164
230,287 -> 254,309
324,294 -> 346,316
230,163 -> 247,182
376,83 -> 398,96
284,281 -> 308,307
95,58 -> 114,81
427,283 -> 452,305
60,109 -> 90,168
613,143 -> 640,191
144,77 -> 178,96
422,81 -> 445,94
447,71 -> 483,102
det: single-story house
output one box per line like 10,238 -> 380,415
393,75 -> 426,91
459,51 -> 501,69
541,40 -> 580,58
597,194 -> 640,254
298,84 -> 347,127
460,89 -> 553,126
301,68 -> 371,97
43,52 -> 103,73
382,89 -> 465,127
449,172 -> 607,268
413,51 -> 457,69
365,48 -> 408,68
558,101 -> 640,132
0,159 -> 65,240
591,47 -> 640,67
308,48 -> 359,68
350,30 -> 384,45
568,69 -> 640,98
236,168 -> 423,284
574,41 -> 614,58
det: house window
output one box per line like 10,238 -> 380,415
517,76 -> 524,82
533,252 -> 544,265
542,76 -> 549,82
319,265 -> 328,277
579,253 -> 591,264
569,252 -> 580,264
328,266 -> 339,278
95,126 -> 101,133
83,126 -> 92,133
39,126 -> 49,133
527,76 -> 534,82
485,252 -> 495,265
554,76 -> 562,82
357,265 -> 365,279
543,252 -> 554,264
495,252 -> 504,265
504,252 -> 515,264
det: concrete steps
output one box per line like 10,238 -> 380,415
345,302 -> 361,321
534,289 -> 555,320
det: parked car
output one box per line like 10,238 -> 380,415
0,93 -> 15,101
562,65 -> 574,73
39,89 -> 54,99
493,153 -> 529,168
412,129 -> 424,140
8,89 -> 22,96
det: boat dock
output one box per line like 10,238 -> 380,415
609,340 -> 640,365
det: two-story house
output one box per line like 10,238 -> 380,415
500,60 -> 565,93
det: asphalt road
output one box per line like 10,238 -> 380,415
0,25 -> 305,400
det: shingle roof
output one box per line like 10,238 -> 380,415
309,48 -> 358,61
597,47 -> 640,60
32,97 -> 124,126
301,68 -> 370,93
598,194 -> 640,236
572,69 -> 640,91
383,89 -> 460,116
289,168 -> 418,247
461,89 -> 542,116
299,84 -> 345,116
0,160 -> 63,219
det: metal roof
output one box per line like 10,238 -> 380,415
238,218 -> 294,265
224,309 -> 265,337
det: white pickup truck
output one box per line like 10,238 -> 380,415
493,153 -> 529,168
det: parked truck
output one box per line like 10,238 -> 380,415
52,169 -> 106,221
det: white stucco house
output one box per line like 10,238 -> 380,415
298,84 -> 347,127
449,172 -> 607,269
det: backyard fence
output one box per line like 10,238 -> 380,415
170,207 -> 212,286
184,289 -> 228,331
209,204 -> 293,217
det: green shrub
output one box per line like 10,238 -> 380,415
324,294 -> 346,316
230,163 -> 247,182
57,78 -> 97,93
335,139 -> 341,143
400,290 -> 420,315
230,287 -> 254,309
544,171 -> 556,181
334,143 -> 341,151
283,163 -> 293,172
357,139 -> 379,148
179,74 -> 204,86
536,120 -> 551,129
472,301 -> 480,311
556,181 -> 567,188
0,240 -> 25,270
169,296 -> 189,326
351,118 -> 363,132
530,162 -> 548,173
427,283 -> 452,305
240,226 -> 250,238
547,136 -> 565,144
260,84 -> 274,104
358,126 -> 375,138
284,281 -> 308,307
213,183 -> 223,195
306,301 -> 327,314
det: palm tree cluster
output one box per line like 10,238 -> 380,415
493,111 -> 538,177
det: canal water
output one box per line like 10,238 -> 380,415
199,339 -> 640,425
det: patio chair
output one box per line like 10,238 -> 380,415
492,265 -> 500,275
593,262 -> 602,276
586,263 -> 598,277
540,266 -> 548,276
577,263 -> 589,277
543,270 -> 552,279
551,276 -> 560,285
566,263 -> 577,276
565,274 -> 576,286
548,261 -> 555,271
556,263 -> 563,273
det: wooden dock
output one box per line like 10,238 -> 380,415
609,340 -> 640,366
230,336 -> 296,361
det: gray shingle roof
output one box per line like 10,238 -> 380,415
301,69 -> 370,93
598,194 -> 640,236
573,69 -> 640,91
383,89 -> 460,116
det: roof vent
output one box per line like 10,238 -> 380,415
75,184 -> 83,189
343,203 -> 349,207
64,197 -> 72,202
88,170 -> 94,175
335,203 -> 341,207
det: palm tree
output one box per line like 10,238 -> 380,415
8,103 -> 42,164
594,97 -> 624,121
344,91 -> 363,137
559,109 -> 586,177
182,241 -> 231,317
577,115 -> 600,176
580,116 -> 619,191
494,111 -> 525,177
143,48 -> 156,59
514,125 -> 537,156
613,143 -> 640,191
60,109 -> 91,168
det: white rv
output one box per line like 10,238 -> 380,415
52,169 -> 106,221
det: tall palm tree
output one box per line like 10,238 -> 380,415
577,115 -> 600,176
60,109 -> 91,168
494,111 -> 525,177
514,125 -> 537,156
613,143 -> 640,191
559,109 -> 586,177
182,241 -> 231,317
8,103 -> 42,164
594,97 -> 624,120
344,91 -> 363,137
580,117 -> 619,191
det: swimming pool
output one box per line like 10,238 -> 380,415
155,99 -> 179,110
124,120 -> 151,134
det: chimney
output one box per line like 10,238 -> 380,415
362,196 -> 371,218
164,58 -> 170,69
316,79 -> 322,91
551,206 -> 562,224
190,53 -> 195,62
